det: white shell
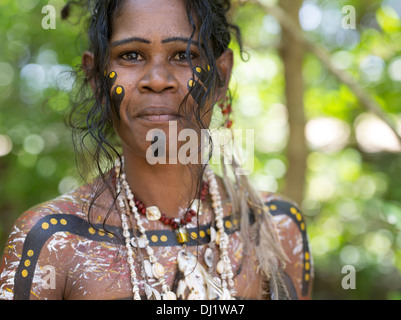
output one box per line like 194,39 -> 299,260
163,291 -> 177,300
131,236 -> 146,248
209,227 -> 216,243
176,249 -> 224,300
152,288 -> 162,300
143,260 -> 153,278
213,276 -> 222,287
222,288 -> 232,300
216,260 -> 225,275
190,199 -> 202,215
220,231 -> 228,243
204,248 -> 214,268
144,283 -> 153,299
215,230 -> 220,245
130,237 -> 136,247
144,283 -> 161,300
218,232 -> 228,248
152,262 -> 165,279
146,206 -> 161,221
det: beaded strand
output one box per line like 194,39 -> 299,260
205,166 -> 237,298
115,157 -> 236,300
131,181 -> 208,230
116,158 -> 176,300
115,164 -> 141,300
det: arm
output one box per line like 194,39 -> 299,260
263,194 -> 313,300
0,206 -> 70,300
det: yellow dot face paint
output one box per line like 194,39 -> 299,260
112,85 -> 125,116
188,65 -> 212,103
105,70 -> 125,117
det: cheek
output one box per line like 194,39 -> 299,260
104,70 -> 135,118
111,85 -> 125,116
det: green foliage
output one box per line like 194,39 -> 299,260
232,0 -> 401,299
0,0 -> 84,243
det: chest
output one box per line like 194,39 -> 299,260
64,230 -> 263,300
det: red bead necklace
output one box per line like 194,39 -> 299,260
132,181 -> 209,230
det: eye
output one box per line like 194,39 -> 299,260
174,51 -> 196,61
121,51 -> 142,61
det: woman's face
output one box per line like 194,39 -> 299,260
104,0 -> 232,161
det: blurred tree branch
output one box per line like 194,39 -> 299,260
243,0 -> 401,145
277,0 -> 307,205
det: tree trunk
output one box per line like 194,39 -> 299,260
278,0 -> 307,206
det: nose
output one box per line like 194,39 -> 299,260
138,60 -> 178,94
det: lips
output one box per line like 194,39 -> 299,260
136,106 -> 180,122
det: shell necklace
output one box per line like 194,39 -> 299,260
129,181 -> 209,245
114,157 -> 237,300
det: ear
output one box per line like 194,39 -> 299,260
215,49 -> 233,102
81,51 -> 97,93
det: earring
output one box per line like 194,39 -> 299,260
218,97 -> 233,129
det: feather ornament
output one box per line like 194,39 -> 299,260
227,150 -> 291,299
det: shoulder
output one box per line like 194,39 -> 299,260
14,186 -> 88,229
6,181 -> 122,255
0,185 -> 117,300
8,177 -> 123,242
7,185 -> 91,251
259,191 -> 313,299
10,185 -> 121,250
259,191 -> 307,234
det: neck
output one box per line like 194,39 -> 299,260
122,150 -> 202,219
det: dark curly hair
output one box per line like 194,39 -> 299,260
61,0 -> 244,231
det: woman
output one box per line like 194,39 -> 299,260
0,0 -> 312,300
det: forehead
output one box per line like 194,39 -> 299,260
112,0 -> 194,42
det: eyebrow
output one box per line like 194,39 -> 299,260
110,37 -> 151,47
161,37 -> 200,47
110,36 -> 199,48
